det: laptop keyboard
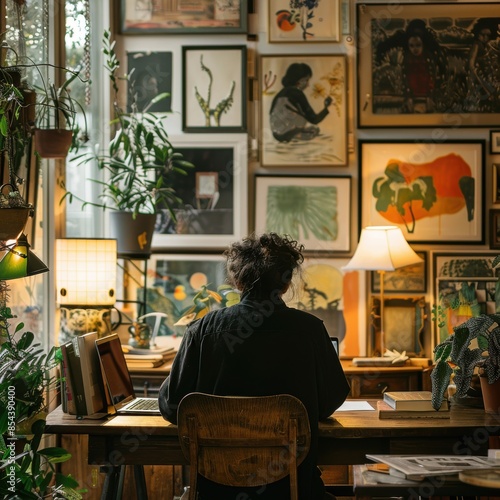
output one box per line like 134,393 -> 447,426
126,398 -> 159,411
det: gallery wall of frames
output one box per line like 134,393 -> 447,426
115,0 -> 500,359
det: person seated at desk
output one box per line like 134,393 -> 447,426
159,232 -> 350,500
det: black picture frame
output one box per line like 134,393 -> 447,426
489,209 -> 500,249
182,45 -> 247,133
491,130 -> 500,155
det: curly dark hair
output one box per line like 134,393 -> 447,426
224,233 -> 304,295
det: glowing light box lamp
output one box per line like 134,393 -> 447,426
56,238 -> 117,307
343,226 -> 422,355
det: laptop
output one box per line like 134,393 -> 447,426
95,333 -> 161,415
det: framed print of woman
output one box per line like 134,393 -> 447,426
260,54 -> 347,167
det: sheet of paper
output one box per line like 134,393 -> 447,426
335,400 -> 375,412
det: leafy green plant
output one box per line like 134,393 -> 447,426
0,307 -> 83,499
431,255 -> 500,411
62,30 -> 193,218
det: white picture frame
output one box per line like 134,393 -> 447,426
153,134 -> 248,250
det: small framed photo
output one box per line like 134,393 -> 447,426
491,130 -> 500,154
254,175 -> 351,253
127,51 -> 172,113
268,0 -> 341,43
489,209 -> 500,250
121,0 -> 248,35
260,54 -> 347,166
371,251 -> 427,294
182,45 -> 247,133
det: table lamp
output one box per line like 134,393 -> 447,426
343,226 -> 422,355
56,238 -> 117,341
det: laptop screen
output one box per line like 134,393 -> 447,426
95,334 -> 135,406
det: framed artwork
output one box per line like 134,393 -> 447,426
145,254 -> 226,335
493,164 -> 500,204
254,175 -> 351,253
284,258 -> 367,356
489,209 -> 500,250
491,130 -> 500,154
127,51 -> 172,113
370,296 -> 426,356
357,3 -> 500,128
182,45 -> 247,133
268,0 -> 340,43
260,54 -> 347,167
153,134 -> 248,250
360,140 -> 485,244
433,252 -> 500,345
121,0 -> 248,34
371,252 -> 427,294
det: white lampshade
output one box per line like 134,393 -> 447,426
343,226 -> 422,272
56,238 -> 117,306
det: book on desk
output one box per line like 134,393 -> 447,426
377,400 -> 450,419
383,391 -> 448,411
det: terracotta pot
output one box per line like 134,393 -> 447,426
34,129 -> 73,158
109,211 -> 156,258
479,376 -> 500,414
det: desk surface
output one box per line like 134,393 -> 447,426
46,402 -> 499,466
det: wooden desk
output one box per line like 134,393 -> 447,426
47,402 -> 499,467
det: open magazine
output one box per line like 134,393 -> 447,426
366,454 -> 500,480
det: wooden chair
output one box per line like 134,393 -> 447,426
177,393 -> 311,500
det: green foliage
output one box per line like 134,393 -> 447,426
61,30 -> 193,218
0,307 -> 83,498
431,313 -> 500,410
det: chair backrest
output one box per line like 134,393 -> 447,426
177,393 -> 311,500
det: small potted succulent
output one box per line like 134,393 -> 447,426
431,257 -> 500,414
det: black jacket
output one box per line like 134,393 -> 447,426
159,293 -> 350,500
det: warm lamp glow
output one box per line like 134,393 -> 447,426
343,226 -> 422,355
343,226 -> 422,272
56,238 -> 117,307
0,234 -> 49,280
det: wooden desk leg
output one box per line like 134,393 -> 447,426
99,465 -> 125,500
134,465 -> 149,499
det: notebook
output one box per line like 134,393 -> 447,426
95,333 -> 161,415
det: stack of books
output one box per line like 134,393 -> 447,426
60,331 -> 107,418
377,391 -> 449,419
122,344 -> 177,368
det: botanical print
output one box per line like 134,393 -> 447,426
285,258 -> 366,356
433,253 -> 500,343
261,55 -> 346,166
184,46 -> 246,131
358,4 -> 500,126
361,141 -> 483,243
269,0 -> 340,42
255,176 -> 350,252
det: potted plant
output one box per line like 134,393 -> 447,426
0,306 -> 83,498
33,71 -> 89,159
62,31 -> 193,257
431,256 -> 500,414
